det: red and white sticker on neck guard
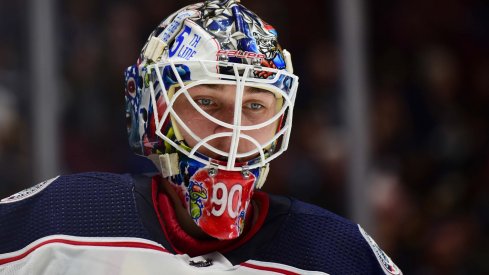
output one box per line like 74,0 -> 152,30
358,225 -> 402,275
1,176 -> 59,204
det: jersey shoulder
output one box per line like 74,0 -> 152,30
260,195 -> 402,275
0,172 -> 134,204
0,172 -> 150,254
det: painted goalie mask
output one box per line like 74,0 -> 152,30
125,0 -> 298,240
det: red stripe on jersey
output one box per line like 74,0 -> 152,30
0,238 -> 169,265
240,262 -> 301,275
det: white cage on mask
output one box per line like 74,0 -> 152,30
146,59 -> 298,171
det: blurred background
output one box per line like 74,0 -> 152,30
1,0 -> 488,273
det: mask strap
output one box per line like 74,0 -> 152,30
148,153 -> 180,177
255,163 -> 270,189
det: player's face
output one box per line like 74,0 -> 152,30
172,84 -> 281,161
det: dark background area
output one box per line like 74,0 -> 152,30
1,0 -> 488,273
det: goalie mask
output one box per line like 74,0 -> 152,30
124,0 -> 298,240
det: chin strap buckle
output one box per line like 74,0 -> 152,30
148,153 -> 180,178
255,163 -> 270,189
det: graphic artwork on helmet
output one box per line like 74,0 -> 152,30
186,181 -> 208,220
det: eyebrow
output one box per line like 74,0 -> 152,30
248,87 -> 270,94
199,84 -> 274,97
200,84 -> 221,90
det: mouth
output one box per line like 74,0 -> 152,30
205,153 -> 262,167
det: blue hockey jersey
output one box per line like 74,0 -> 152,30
0,172 -> 401,274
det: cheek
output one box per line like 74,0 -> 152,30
179,112 -> 214,138
244,122 -> 277,144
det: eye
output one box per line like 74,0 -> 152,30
245,102 -> 264,110
196,98 -> 214,106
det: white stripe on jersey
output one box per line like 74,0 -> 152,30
0,235 -> 328,275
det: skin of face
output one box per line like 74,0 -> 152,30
172,84 -> 280,161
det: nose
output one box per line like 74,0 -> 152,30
207,105 -> 239,155
212,106 -> 236,134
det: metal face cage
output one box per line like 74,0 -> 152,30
147,60 -> 298,171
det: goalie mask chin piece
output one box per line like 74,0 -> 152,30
156,151 -> 269,240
